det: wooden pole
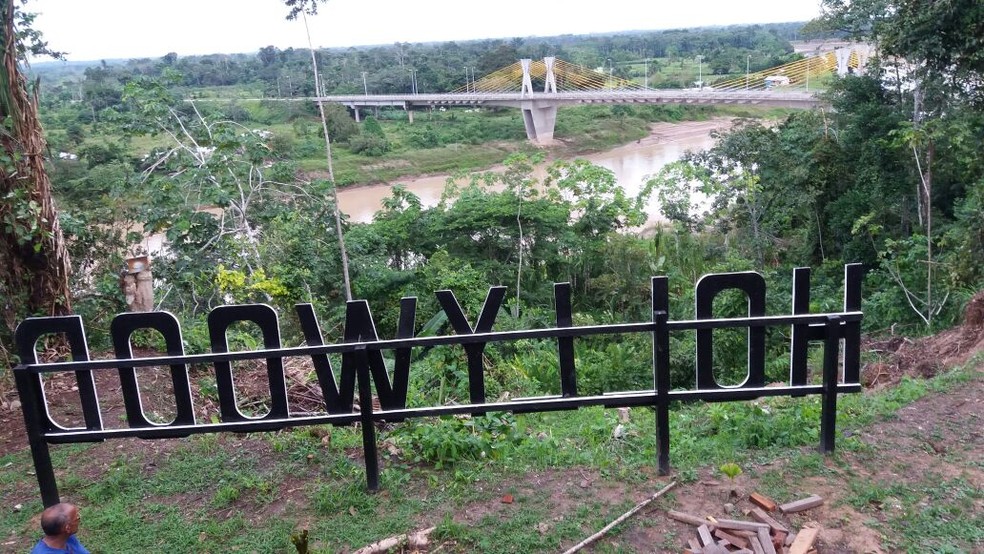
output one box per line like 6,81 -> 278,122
561,481 -> 677,554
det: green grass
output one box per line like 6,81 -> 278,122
4,358 -> 977,552
846,475 -> 983,552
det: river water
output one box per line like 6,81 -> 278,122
336,119 -> 730,224
137,120 -> 727,255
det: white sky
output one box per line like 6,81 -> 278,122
29,0 -> 822,62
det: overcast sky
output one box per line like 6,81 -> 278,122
29,0 -> 822,62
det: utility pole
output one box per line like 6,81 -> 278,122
696,55 -> 703,90
361,71 -> 368,96
746,55 -> 750,90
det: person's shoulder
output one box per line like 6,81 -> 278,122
30,539 -> 58,554
67,535 -> 91,554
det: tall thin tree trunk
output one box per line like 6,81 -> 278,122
0,0 -> 73,342
514,185 -> 523,318
924,141 -> 933,326
302,12 -> 352,301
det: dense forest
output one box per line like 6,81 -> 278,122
2,3 -> 983,403
32,22 -> 805,100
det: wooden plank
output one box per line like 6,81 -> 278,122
714,529 -> 749,549
749,507 -> 789,533
688,537 -> 703,552
779,495 -> 824,514
669,510 -> 712,528
757,526 -> 777,554
772,531 -> 787,551
749,535 -> 766,554
788,527 -> 820,554
785,531 -> 796,546
712,518 -> 770,532
698,524 -> 715,546
750,492 -> 778,512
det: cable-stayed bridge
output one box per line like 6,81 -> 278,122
316,48 -> 872,144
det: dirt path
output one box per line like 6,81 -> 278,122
439,365 -> 982,553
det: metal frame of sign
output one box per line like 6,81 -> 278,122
13,264 -> 863,507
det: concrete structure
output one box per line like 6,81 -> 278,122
317,57 -> 826,145
320,89 -> 820,145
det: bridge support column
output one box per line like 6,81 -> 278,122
521,102 -> 558,145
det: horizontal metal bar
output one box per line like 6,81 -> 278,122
40,384 -> 862,443
15,311 -> 862,374
668,383 -> 862,401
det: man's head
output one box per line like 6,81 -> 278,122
39,503 -> 80,538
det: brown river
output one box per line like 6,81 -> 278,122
336,119 -> 731,224
139,120 -> 729,254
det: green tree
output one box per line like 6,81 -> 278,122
814,0 -> 984,103
0,0 -> 72,362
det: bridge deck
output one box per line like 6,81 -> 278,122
316,90 -> 821,109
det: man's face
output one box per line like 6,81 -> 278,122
66,506 -> 80,535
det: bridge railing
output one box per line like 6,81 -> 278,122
318,90 -> 819,102
14,264 -> 862,507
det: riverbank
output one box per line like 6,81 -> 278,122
337,118 -> 734,223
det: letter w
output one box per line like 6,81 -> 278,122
296,298 -> 416,414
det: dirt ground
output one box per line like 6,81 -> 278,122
2,293 -> 982,552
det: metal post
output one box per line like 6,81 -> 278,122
607,58 -> 614,91
356,348 -> 380,491
746,55 -> 750,90
819,315 -> 841,453
644,58 -> 649,89
652,277 -> 671,476
555,283 -> 577,397
15,370 -> 60,506
361,72 -> 368,96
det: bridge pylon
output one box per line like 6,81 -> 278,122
519,58 -> 559,143
521,102 -> 558,144
521,59 -> 534,95
543,57 -> 557,93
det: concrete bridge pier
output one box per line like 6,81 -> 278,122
521,102 -> 558,145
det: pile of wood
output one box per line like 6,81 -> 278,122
669,492 -> 823,554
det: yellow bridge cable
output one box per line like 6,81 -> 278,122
451,59 -> 646,93
448,54 -> 862,94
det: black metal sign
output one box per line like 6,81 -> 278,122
13,265 -> 863,507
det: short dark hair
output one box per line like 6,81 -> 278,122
39,504 -> 72,536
